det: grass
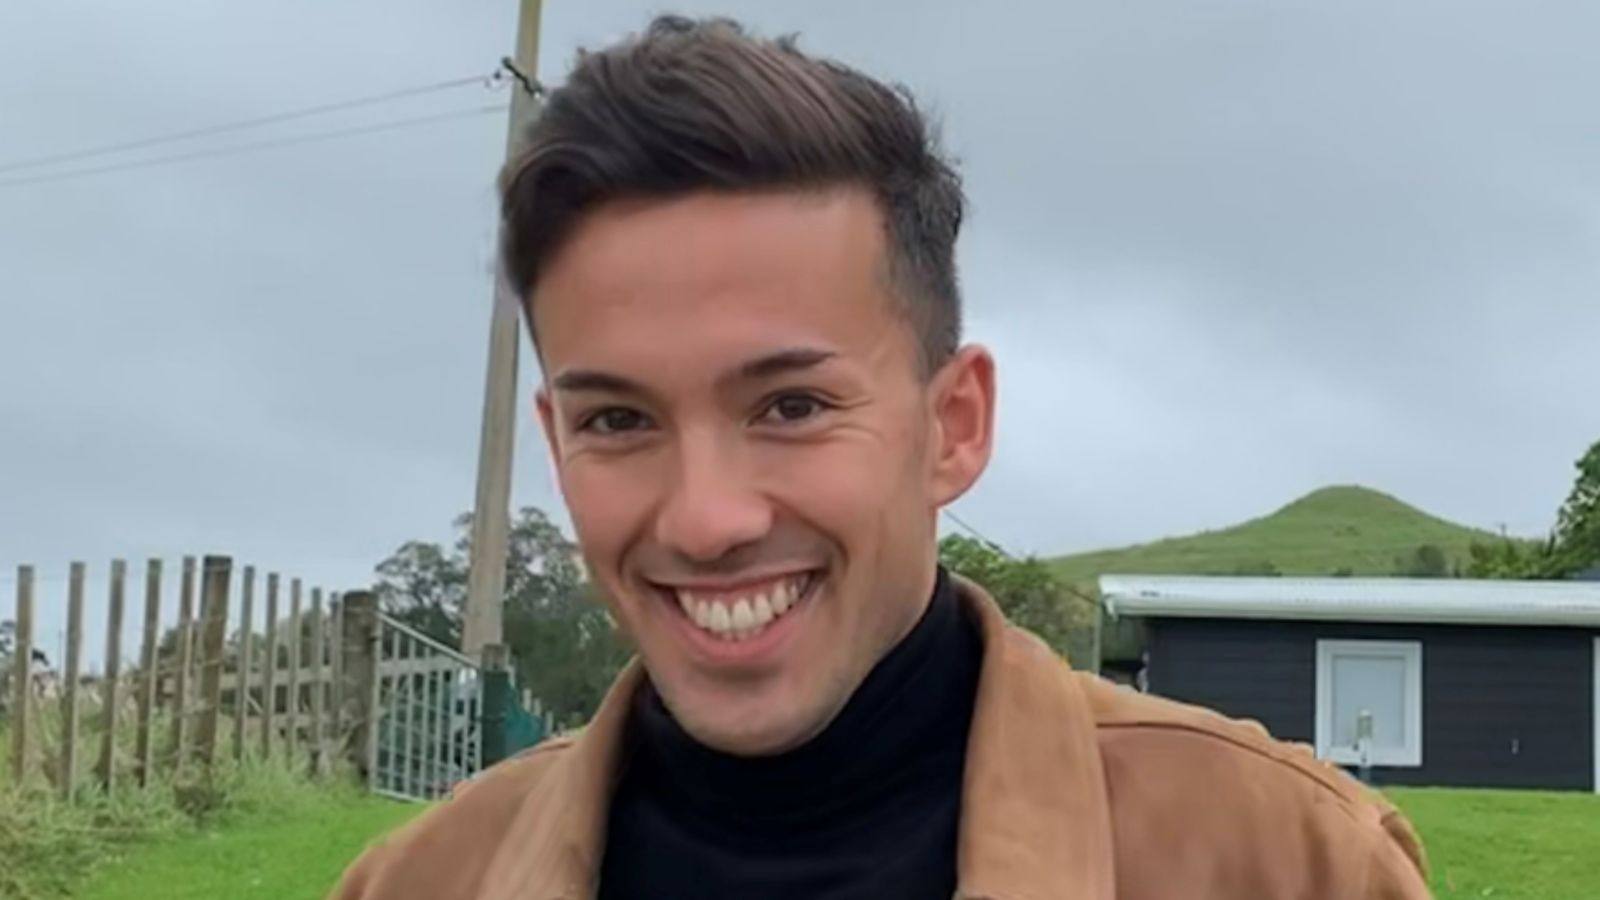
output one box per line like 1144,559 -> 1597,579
73,789 -> 422,900
2,712 -> 386,900
1388,787 -> 1600,900
52,780 -> 1598,900
1048,485 -> 1503,585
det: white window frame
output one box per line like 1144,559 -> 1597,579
1314,639 -> 1424,768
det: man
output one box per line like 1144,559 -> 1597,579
334,15 -> 1431,900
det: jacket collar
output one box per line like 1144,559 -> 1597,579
479,577 -> 1116,900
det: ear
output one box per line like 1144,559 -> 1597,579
926,344 -> 997,507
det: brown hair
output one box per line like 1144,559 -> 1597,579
498,15 -> 967,374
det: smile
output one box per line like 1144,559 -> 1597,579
663,571 -> 818,643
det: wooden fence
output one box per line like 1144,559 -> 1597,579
4,555 -> 385,799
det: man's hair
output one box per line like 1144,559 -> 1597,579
497,15 -> 967,375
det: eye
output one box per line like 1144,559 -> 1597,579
578,407 -> 652,435
756,393 -> 833,425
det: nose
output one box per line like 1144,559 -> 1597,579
654,428 -> 773,563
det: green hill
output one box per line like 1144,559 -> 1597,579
1049,485 -> 1500,587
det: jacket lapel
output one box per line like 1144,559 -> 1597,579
478,660 -> 645,900
953,578 -> 1118,900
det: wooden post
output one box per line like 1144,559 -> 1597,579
9,565 -> 34,787
261,573 -> 279,758
338,592 -> 380,789
169,556 -> 197,773
309,587 -> 326,775
61,561 -> 85,800
233,566 -> 254,761
329,593 -> 344,759
135,559 -> 161,788
98,560 -> 127,794
285,578 -> 302,761
196,555 -> 232,769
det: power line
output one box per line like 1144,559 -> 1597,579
942,508 -> 1014,558
0,71 -> 505,175
0,104 -> 509,190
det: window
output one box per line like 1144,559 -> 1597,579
1315,640 -> 1423,767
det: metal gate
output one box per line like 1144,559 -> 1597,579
367,614 -> 483,802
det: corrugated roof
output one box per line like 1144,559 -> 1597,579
1099,574 -> 1600,628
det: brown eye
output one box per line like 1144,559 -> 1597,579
583,407 -> 650,434
759,393 -> 831,425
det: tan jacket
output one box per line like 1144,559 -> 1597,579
332,579 -> 1432,900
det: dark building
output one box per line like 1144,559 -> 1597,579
1101,575 -> 1600,792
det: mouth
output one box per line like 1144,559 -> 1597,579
652,570 -> 820,644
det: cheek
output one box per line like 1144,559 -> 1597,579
559,460 -> 652,566
758,424 -> 927,538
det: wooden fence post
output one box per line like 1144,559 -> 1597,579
98,560 -> 127,794
339,591 -> 380,789
169,556 -> 197,774
261,573 -> 279,758
234,565 -> 254,761
309,587 -> 326,776
9,565 -> 34,787
135,559 -> 161,788
285,578 -> 302,761
329,593 -> 344,763
196,555 -> 232,770
61,561 -> 85,800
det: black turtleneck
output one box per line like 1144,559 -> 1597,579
597,567 -> 982,900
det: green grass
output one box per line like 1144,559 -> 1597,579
73,789 -> 422,900
62,782 -> 1597,900
1048,485 -> 1503,586
1388,787 -> 1600,900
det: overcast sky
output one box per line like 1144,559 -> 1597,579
3,0 -> 1598,666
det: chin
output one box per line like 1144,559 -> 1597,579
680,708 -> 816,758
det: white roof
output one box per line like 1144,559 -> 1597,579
1099,574 -> 1600,628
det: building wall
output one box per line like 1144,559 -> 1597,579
1146,618 -> 1597,791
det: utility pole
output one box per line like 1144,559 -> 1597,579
463,0 -> 544,662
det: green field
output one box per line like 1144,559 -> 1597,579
65,784 -> 1600,899
1390,787 -> 1600,899
1048,485 -> 1504,586
72,790 -> 422,900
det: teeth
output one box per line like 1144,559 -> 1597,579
751,593 -> 774,627
672,574 -> 811,642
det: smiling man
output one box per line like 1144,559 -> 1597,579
333,15 -> 1432,900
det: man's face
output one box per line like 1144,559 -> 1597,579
533,188 -> 993,755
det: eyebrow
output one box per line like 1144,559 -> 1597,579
735,347 -> 838,382
549,347 -> 838,395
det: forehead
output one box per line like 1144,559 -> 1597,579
531,189 -> 913,377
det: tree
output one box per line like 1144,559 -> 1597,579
375,507 -> 631,723
1466,535 -> 1553,579
1230,559 -> 1281,576
1466,439 -> 1599,580
1393,544 -> 1449,578
937,535 -> 1093,659
1549,440 -> 1600,577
